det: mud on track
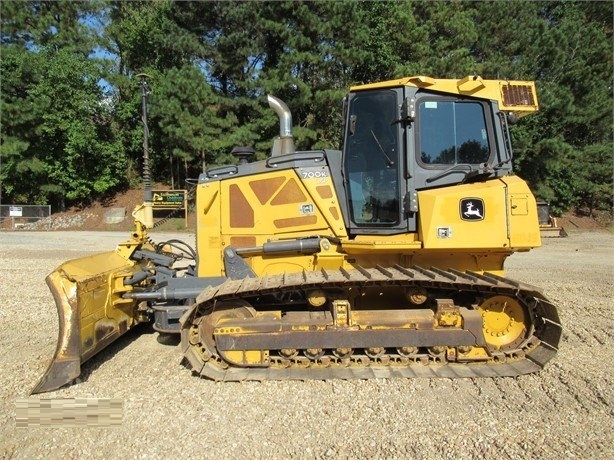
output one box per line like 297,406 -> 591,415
1,230 -> 612,459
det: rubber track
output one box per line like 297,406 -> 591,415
180,265 -> 562,380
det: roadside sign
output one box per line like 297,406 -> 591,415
9,206 -> 23,217
152,190 -> 186,209
151,190 -> 188,227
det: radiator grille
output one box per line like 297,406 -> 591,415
501,84 -> 536,106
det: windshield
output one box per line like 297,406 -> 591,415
344,90 -> 399,226
418,100 -> 490,165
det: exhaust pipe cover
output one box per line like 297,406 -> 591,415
267,95 -> 295,156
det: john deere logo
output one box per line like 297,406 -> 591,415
460,198 -> 484,221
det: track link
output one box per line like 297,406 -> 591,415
180,266 -> 562,381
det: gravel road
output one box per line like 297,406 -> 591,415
1,230 -> 612,459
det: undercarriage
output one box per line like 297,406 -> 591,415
181,266 -> 562,380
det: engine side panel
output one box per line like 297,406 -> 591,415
196,159 -> 348,278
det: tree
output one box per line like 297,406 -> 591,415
510,2 -> 613,214
1,0 -> 126,209
149,65 -> 239,186
1,0 -> 611,216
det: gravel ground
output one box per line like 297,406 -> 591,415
1,230 -> 613,459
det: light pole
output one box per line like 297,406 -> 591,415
137,73 -> 152,203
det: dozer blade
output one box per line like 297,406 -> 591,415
540,226 -> 568,238
32,251 -> 144,394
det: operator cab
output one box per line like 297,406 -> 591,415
342,81 -> 513,236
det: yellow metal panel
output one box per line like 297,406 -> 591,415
457,75 -> 486,92
501,176 -> 541,249
196,182 -> 224,277
418,180 -> 509,249
197,169 -> 346,278
298,166 -> 347,238
510,196 -> 529,215
220,170 -> 341,238
258,261 -> 312,276
341,234 -> 422,254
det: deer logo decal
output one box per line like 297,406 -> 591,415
460,198 -> 485,221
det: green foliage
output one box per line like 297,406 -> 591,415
577,143 -> 613,215
1,0 -> 612,215
510,2 -> 613,214
1,0 -> 128,209
148,65 -> 239,184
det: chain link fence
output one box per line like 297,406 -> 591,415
0,204 -> 51,229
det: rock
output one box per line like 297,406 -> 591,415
103,207 -> 126,224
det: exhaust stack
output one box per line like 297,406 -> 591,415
267,95 -> 295,156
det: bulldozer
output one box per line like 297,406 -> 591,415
537,200 -> 568,238
33,75 -> 562,393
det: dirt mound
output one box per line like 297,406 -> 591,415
557,209 -> 612,233
12,185 -> 195,232
54,188 -> 146,231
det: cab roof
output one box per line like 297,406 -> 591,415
350,75 -> 539,117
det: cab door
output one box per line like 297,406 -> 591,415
343,87 -> 410,236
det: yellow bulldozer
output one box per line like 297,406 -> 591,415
33,75 -> 562,393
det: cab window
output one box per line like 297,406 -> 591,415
418,101 -> 490,166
